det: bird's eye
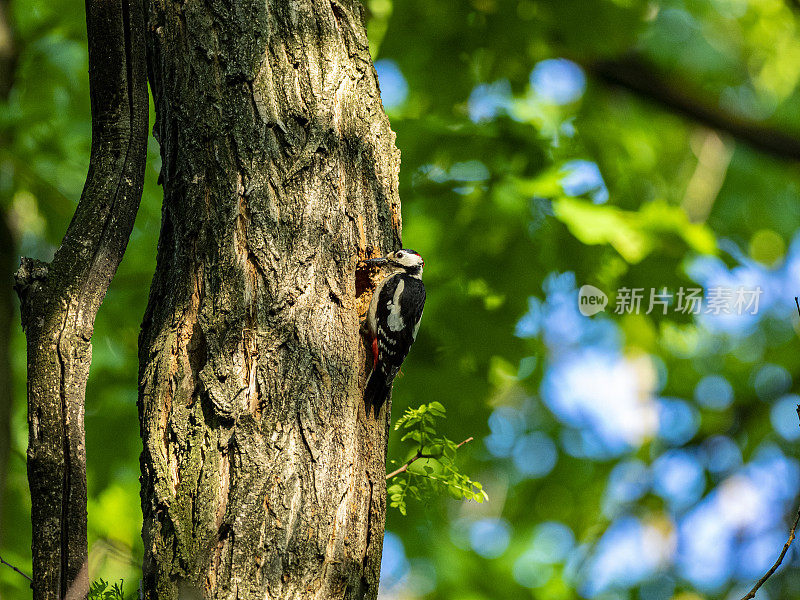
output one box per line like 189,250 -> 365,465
396,251 -> 404,258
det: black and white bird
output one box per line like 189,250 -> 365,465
363,249 -> 426,415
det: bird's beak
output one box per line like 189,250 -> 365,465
362,256 -> 388,266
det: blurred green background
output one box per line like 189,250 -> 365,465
3,0 -> 800,598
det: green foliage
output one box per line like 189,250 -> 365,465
88,579 -> 126,600
388,403 -> 486,515
552,197 -> 718,263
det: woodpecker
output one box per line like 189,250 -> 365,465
363,249 -> 426,415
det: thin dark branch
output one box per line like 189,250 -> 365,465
0,552 -> 32,583
586,56 -> 800,162
738,407 -> 800,599
386,437 -> 474,480
738,504 -> 800,600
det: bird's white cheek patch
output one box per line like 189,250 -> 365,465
387,280 -> 405,332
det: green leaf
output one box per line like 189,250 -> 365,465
400,430 -> 422,443
428,401 -> 446,416
552,197 -> 717,263
552,197 -> 651,262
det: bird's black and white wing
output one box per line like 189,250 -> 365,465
365,273 -> 426,411
375,274 -> 425,376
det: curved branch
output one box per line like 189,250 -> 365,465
587,56 -> 800,162
14,0 -> 148,597
737,405 -> 800,599
738,504 -> 800,600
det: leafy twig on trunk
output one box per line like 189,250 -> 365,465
387,402 -> 486,515
386,436 -> 474,480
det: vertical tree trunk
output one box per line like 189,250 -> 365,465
139,0 -> 401,598
14,0 -> 148,597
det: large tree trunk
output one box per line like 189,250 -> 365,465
138,0 -> 401,598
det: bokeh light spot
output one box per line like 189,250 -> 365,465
652,450 -> 705,510
770,394 -> 800,441
469,518 -> 512,558
701,436 -> 742,474
694,375 -> 734,410
753,364 -> 792,401
657,398 -> 700,446
530,58 -> 586,105
512,432 -> 558,478
374,59 -> 408,109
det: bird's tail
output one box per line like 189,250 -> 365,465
364,369 -> 391,416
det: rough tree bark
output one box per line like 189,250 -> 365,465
13,0 -> 148,597
138,0 -> 401,598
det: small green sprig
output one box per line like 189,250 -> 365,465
88,578 -> 126,600
387,401 -> 487,515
